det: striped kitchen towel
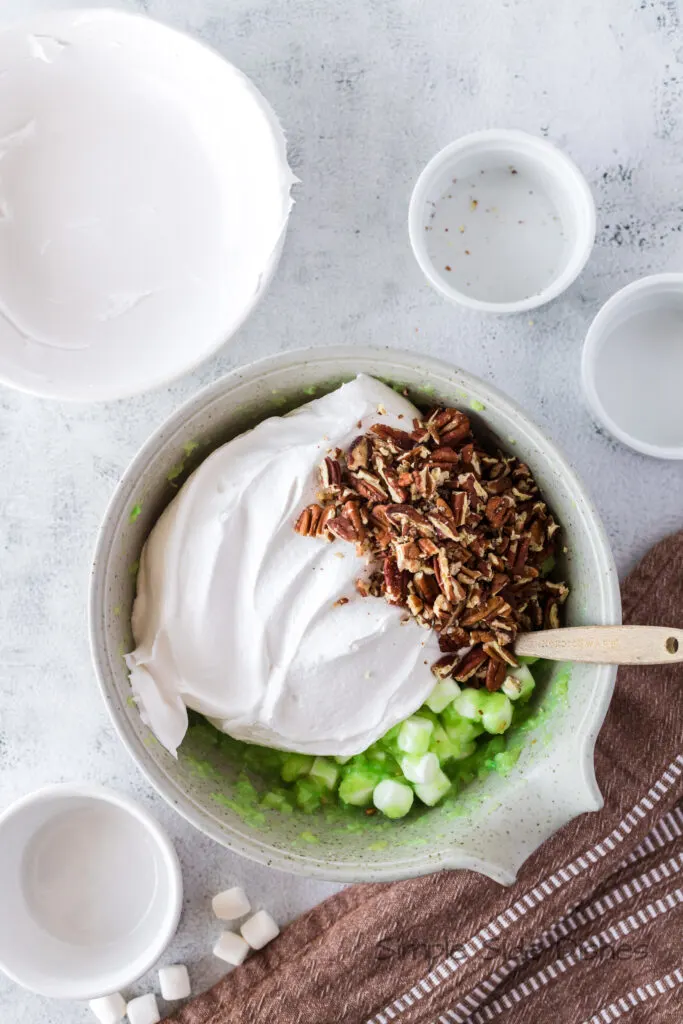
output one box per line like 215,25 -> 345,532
167,531 -> 683,1024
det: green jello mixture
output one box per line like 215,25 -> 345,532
180,659 -> 564,825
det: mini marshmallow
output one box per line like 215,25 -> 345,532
88,993 -> 126,1024
159,964 -> 191,1000
126,993 -> 161,1024
213,929 -> 250,966
212,886 -> 251,921
240,909 -> 280,950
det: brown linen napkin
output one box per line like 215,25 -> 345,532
167,531 -> 683,1024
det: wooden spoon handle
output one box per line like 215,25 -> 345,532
514,626 -> 683,665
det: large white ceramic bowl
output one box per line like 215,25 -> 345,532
0,9 -> 293,400
89,348 -> 620,885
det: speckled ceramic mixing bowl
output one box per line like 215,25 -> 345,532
89,347 -> 620,884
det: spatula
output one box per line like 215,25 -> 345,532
515,625 -> 683,665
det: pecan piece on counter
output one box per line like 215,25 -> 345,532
293,400 -> 569,683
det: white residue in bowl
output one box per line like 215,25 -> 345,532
425,165 -> 568,304
593,305 -> 683,448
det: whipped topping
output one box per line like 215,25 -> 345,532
0,10 -> 295,398
127,376 -> 440,757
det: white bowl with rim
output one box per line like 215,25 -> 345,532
0,784 -> 182,1000
409,129 -> 595,314
582,273 -> 683,459
89,346 -> 620,885
0,9 -> 294,401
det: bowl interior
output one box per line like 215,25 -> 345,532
0,9 -> 291,400
0,788 -> 180,999
583,275 -> 683,458
91,348 -> 619,883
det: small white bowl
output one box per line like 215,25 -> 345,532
582,273 -> 683,459
0,785 -> 182,1000
409,129 -> 595,313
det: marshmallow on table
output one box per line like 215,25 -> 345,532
126,993 -> 161,1024
213,930 -> 250,966
88,993 -> 126,1024
212,886 -> 251,921
159,963 -> 191,1000
240,910 -> 280,950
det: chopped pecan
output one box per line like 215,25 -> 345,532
320,456 -> 342,488
413,571 -> 440,603
469,631 -> 494,647
451,491 -> 469,526
453,646 -> 488,682
429,513 -> 459,541
384,557 -> 407,605
385,504 -> 434,536
439,412 -> 471,446
343,500 -> 365,541
428,408 -> 463,430
485,657 -> 506,691
529,518 -> 545,551
433,549 -> 458,604
394,539 -> 423,573
460,443 -> 483,478
487,475 -> 512,495
462,595 -> 510,627
327,516 -> 358,542
292,399 -> 568,680
353,468 -> 387,495
483,640 -> 518,667
369,423 -> 416,450
353,477 -> 387,503
438,628 -> 470,651
431,654 -> 460,679
545,600 -> 561,629
347,436 -> 370,471
317,506 -> 337,538
374,455 -> 408,503
491,572 -> 511,595
431,446 -> 460,464
294,504 -> 323,536
413,465 -> 436,499
439,424 -> 470,447
511,536 -> 530,576
485,494 -> 515,528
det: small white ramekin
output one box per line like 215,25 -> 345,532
582,273 -> 683,459
0,784 -> 182,1000
409,129 -> 596,314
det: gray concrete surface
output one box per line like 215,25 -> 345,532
1,0 -> 682,1019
